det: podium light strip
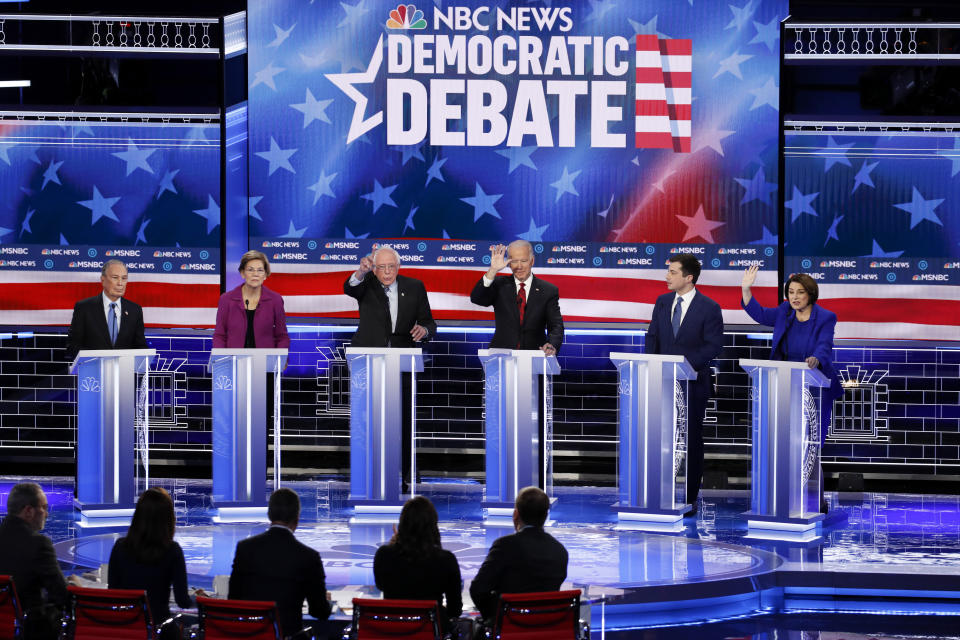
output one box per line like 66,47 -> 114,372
641,362 -> 649,508
273,357 -> 281,491
144,366 -> 150,489
380,357 -> 386,501
512,358 -> 519,500
112,358 -> 120,504
245,357 -> 251,501
410,354 -> 416,498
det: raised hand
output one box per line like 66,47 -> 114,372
486,244 -> 508,278
741,264 -> 760,305
357,252 -> 374,278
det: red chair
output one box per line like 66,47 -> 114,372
347,598 -> 442,640
196,596 -> 282,640
60,585 -> 155,639
0,575 -> 25,640
488,590 -> 586,640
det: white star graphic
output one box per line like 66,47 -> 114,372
193,195 -> 221,234
267,23 -> 295,48
749,77 -> 778,111
251,61 -> 285,91
77,186 -> 121,225
255,137 -> 297,175
693,126 -> 735,157
291,89 -> 333,128
112,140 -> 156,176
550,166 -> 581,202
326,35 -> 384,144
339,0 -> 370,28
42,160 -> 64,190
713,51 -> 753,80
307,171 -> 338,204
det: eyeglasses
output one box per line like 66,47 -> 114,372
244,268 -> 266,274
374,264 -> 398,273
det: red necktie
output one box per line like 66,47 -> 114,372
517,282 -> 526,325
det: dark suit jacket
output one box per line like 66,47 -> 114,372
108,539 -> 193,624
228,526 -> 331,636
212,284 -> 290,348
373,544 -> 463,628
644,290 -> 724,391
0,515 -> 68,612
470,275 -> 564,352
344,273 -> 436,347
742,297 -> 843,401
65,293 -> 147,361
469,527 -> 568,621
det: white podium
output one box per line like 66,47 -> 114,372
346,347 -> 423,517
740,358 -> 830,535
609,352 -> 696,527
478,349 -> 560,518
209,348 -> 287,519
71,349 -> 156,519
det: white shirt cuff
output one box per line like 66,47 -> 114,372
482,275 -> 493,287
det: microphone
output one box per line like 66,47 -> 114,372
245,299 -> 249,309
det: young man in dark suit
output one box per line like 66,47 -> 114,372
344,245 -> 436,489
644,253 -> 724,513
0,483 -> 68,640
228,488 -> 331,637
65,259 -> 148,361
469,486 -> 568,622
470,240 -> 563,355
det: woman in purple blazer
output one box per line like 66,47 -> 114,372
213,250 -> 290,348
742,266 -> 843,512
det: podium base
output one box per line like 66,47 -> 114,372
349,502 -> 404,524
613,504 -> 692,532
73,500 -> 135,527
212,505 -> 269,523
744,511 -> 825,541
482,499 -> 557,525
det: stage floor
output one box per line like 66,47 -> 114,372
7,478 -> 960,631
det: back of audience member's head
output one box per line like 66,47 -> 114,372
7,482 -> 48,531
125,487 -> 175,564
394,496 -> 442,558
515,486 -> 550,528
268,487 -> 301,528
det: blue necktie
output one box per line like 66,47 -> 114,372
108,302 -> 118,345
671,297 -> 682,337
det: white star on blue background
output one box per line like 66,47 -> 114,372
824,214 -> 844,247
291,89 -> 333,128
0,142 -> 16,165
339,0 -> 370,28
714,51 -> 753,80
20,209 -> 35,237
136,219 -> 150,245
785,186 -> 819,222
112,140 -> 156,176
823,136 -> 854,172
193,195 -> 221,234
249,196 -> 264,221
496,146 -> 537,173
251,61 -> 285,91
461,183 -> 502,221
748,77 -> 778,111
749,225 -> 778,245
403,206 -> 418,234
425,157 -> 447,187
280,220 -> 307,238
77,186 -> 121,225
157,169 -> 179,199
345,226 -> 370,239
734,167 -> 777,204
550,166 -> 581,202
865,240 -> 904,258
256,138 -> 297,175
851,160 -> 878,193
893,187 -> 944,229
517,218 -> 549,242
308,171 -> 338,204
42,160 -> 64,190
725,1 -> 756,30
749,17 -> 780,51
361,179 -> 398,213
268,23 -> 296,48
937,138 -> 960,177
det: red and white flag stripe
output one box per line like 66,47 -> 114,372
635,35 -> 692,152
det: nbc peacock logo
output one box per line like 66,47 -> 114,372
386,4 -> 427,29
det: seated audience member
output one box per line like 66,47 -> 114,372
0,482 -> 68,640
469,487 -> 568,622
374,497 -> 463,632
229,488 -> 332,637
108,487 -> 197,638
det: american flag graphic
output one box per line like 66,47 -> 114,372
635,35 -> 692,153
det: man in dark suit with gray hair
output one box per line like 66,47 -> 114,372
65,259 -> 148,361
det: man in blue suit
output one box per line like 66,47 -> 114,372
644,254 -> 724,512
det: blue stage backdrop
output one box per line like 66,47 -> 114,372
784,131 -> 960,340
0,118 -> 221,327
247,0 -> 787,323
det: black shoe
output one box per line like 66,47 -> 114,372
820,498 -> 829,514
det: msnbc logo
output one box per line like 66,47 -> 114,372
261,241 -> 271,247
386,4 -> 427,29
